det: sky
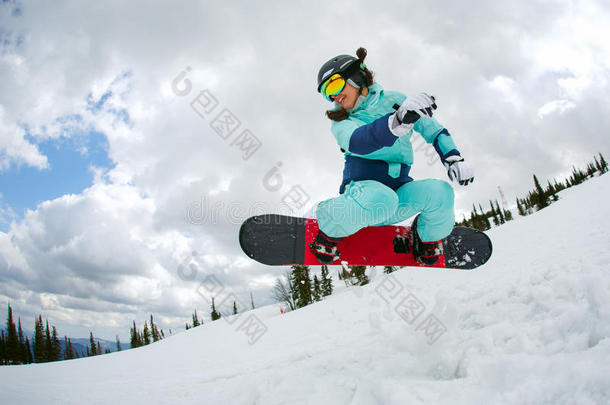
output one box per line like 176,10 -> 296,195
0,0 -> 609,341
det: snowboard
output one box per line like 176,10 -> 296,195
239,214 -> 492,269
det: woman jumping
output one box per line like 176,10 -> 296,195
310,47 -> 474,266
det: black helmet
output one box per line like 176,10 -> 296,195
317,54 -> 366,93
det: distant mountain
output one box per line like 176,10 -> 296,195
0,326 -> 130,357
69,336 -> 131,355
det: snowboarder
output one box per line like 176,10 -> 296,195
310,47 -> 475,266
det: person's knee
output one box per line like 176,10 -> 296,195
349,181 -> 398,223
428,179 -> 454,211
316,182 -> 399,236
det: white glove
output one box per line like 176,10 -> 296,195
444,155 -> 474,186
388,93 -> 437,137
396,93 -> 437,121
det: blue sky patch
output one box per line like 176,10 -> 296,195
0,131 -> 114,231
86,70 -> 133,126
1,0 -> 23,17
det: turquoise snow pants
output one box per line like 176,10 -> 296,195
316,179 -> 455,242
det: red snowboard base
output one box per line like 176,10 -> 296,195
303,219 -> 442,267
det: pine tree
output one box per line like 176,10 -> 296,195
5,304 -> 19,364
150,315 -> 161,343
64,336 -> 74,360
467,205 -> 477,229
312,275 -> 322,302
570,167 -> 579,185
320,265 -> 333,296
51,326 -> 61,361
17,317 -> 26,364
340,266 -> 359,285
1,330 -> 6,365
233,301 -> 238,315
211,297 -> 222,321
488,201 -> 495,225
192,310 -> 201,327
143,321 -> 151,345
547,180 -> 559,202
473,203 -> 480,218
489,200 -> 500,226
462,207 -> 474,229
130,321 -> 142,348
150,315 -> 157,342
533,174 -> 549,210
595,155 -> 603,174
289,265 -> 313,308
599,153 -> 608,174
34,315 -> 45,363
97,342 -> 102,355
24,336 -> 33,364
338,267 -> 351,283
44,320 -> 55,361
89,332 -> 97,356
463,204 -> 487,230
495,201 -> 505,224
481,205 -> 491,230
570,166 -> 586,185
587,163 -> 597,177
116,335 -> 122,352
349,265 -> 369,286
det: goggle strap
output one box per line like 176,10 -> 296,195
347,78 -> 360,89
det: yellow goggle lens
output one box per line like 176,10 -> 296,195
321,74 -> 346,102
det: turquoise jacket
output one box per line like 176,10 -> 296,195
329,83 -> 460,193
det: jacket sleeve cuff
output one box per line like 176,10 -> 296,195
433,129 -> 460,162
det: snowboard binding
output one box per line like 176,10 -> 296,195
308,230 -> 342,265
410,215 -> 444,266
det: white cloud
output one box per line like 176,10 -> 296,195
537,99 -> 576,119
490,75 -> 522,111
0,230 -> 27,270
0,105 -> 48,170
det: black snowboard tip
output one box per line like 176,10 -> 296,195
239,215 -> 307,265
443,226 -> 493,270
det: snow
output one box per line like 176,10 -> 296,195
2,176 -> 610,404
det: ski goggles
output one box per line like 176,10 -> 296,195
320,74 -> 346,102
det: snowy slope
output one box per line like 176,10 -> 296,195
2,176 -> 610,405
